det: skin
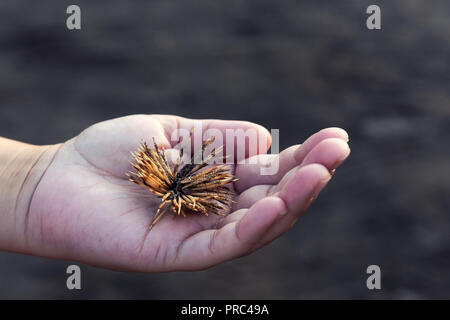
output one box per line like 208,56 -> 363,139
0,114 -> 350,272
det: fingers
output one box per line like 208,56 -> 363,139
294,127 -> 348,162
233,138 -> 350,210
301,138 -> 350,170
167,128 -> 350,270
234,145 -> 300,193
254,164 -> 332,250
234,127 -> 348,193
173,164 -> 332,271
233,185 -> 273,211
278,164 -> 331,213
171,196 -> 286,271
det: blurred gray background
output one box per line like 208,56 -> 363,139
0,0 -> 449,299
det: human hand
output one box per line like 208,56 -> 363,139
22,115 -> 349,271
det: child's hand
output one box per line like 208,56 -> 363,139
3,115 -> 350,271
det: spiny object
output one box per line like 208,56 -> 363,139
128,134 -> 238,230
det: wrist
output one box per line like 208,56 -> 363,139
0,138 -> 61,253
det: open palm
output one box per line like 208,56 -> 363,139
26,115 -> 350,272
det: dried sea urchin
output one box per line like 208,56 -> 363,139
128,133 -> 238,230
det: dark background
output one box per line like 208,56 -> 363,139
0,0 -> 449,299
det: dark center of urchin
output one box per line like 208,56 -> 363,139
169,181 -> 184,197
168,164 -> 194,198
